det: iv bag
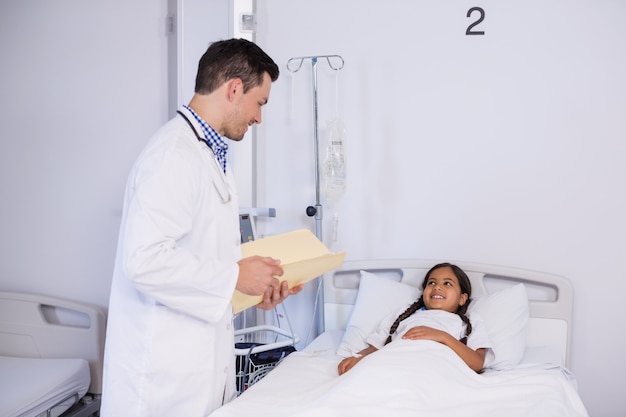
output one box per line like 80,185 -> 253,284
322,118 -> 346,206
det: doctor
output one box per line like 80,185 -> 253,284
101,39 -> 302,416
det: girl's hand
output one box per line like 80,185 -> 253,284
401,325 -> 447,343
403,325 -> 486,372
337,345 -> 378,375
337,356 -> 362,375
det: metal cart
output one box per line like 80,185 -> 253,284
234,325 -> 299,395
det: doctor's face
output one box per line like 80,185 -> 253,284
223,72 -> 272,141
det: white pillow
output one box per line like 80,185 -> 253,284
336,270 -> 421,357
468,283 -> 529,370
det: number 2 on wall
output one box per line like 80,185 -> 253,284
466,7 -> 485,35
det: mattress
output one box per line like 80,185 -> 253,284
0,355 -> 90,417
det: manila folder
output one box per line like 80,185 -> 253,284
232,229 -> 346,313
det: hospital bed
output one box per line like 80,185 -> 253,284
0,291 -> 106,417
211,259 -> 590,417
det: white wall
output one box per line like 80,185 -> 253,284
0,0 -> 170,306
1,1 -> 624,416
0,0 -> 232,308
253,1 -> 626,416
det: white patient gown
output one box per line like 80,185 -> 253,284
367,307 -> 494,366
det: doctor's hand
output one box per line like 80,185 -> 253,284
236,256 -> 283,296
256,280 -> 304,311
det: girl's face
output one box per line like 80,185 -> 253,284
423,266 -> 469,313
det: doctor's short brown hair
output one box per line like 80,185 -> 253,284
195,38 -> 279,95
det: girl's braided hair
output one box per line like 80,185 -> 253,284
384,263 -> 473,345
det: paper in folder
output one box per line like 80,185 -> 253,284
232,229 -> 346,313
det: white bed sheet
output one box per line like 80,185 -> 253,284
211,330 -> 589,417
0,355 -> 90,417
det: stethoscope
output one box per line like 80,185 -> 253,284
177,110 -> 233,203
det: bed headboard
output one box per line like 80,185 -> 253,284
0,291 -> 107,394
322,259 -> 573,366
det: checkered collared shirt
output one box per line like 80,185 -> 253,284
183,105 -> 228,174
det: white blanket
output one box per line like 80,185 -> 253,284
212,339 -> 589,417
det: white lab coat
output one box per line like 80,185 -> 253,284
101,106 -> 241,417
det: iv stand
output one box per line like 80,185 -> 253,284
287,55 -> 344,241
287,54 -> 344,336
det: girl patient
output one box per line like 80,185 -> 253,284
338,262 -> 493,375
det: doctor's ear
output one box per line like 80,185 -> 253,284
228,78 -> 244,99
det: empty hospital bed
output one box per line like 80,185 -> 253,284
0,291 -> 106,417
211,259 -> 590,417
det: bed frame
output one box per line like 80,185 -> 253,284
322,259 -> 573,366
0,291 -> 106,415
